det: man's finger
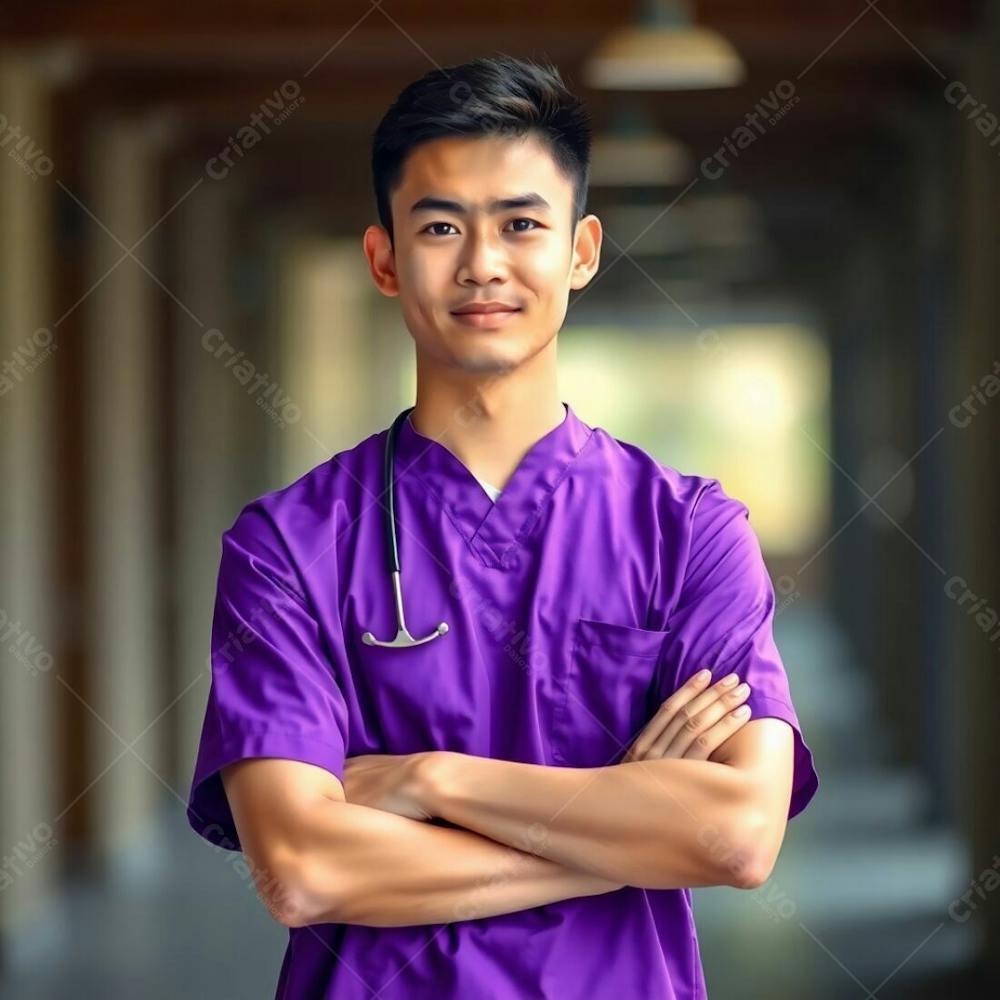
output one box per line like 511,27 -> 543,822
679,704 -> 753,761
628,671 -> 741,761
649,681 -> 750,759
626,668 -> 714,760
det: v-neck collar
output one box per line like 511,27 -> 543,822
395,401 -> 594,570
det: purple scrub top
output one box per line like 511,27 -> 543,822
187,401 -> 819,999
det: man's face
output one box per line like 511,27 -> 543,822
369,133 -> 600,376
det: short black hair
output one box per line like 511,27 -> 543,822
371,54 -> 592,243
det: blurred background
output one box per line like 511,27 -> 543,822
1,1 -> 999,997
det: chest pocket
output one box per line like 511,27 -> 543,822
550,618 -> 671,768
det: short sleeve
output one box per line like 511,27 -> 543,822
186,502 -> 350,852
656,480 -> 819,819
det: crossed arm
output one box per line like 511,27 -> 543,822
221,672 -> 794,929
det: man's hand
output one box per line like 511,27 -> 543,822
623,669 -> 752,763
342,752 -> 438,821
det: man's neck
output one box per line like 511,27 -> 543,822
409,388 -> 565,491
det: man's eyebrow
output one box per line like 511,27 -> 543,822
409,192 -> 552,215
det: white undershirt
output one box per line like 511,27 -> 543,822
474,474 -> 502,503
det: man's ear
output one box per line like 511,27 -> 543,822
569,214 -> 602,291
363,224 -> 400,298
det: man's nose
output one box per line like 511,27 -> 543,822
456,228 -> 508,284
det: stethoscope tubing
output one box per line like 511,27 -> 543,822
361,407 -> 450,649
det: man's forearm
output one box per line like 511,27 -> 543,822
289,797 -> 624,928
422,753 -> 763,890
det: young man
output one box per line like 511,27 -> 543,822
187,55 -> 818,999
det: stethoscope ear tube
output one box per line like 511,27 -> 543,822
381,406 -> 412,577
361,407 -> 450,649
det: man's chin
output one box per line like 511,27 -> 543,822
449,348 -> 525,376
414,328 -> 548,375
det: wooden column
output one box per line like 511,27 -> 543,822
0,51 -> 59,961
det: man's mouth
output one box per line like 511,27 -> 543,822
449,305 -> 523,328
450,303 -> 521,315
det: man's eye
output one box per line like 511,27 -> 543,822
506,218 -> 541,232
421,219 -> 541,237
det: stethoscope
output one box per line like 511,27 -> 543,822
361,406 -> 450,649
